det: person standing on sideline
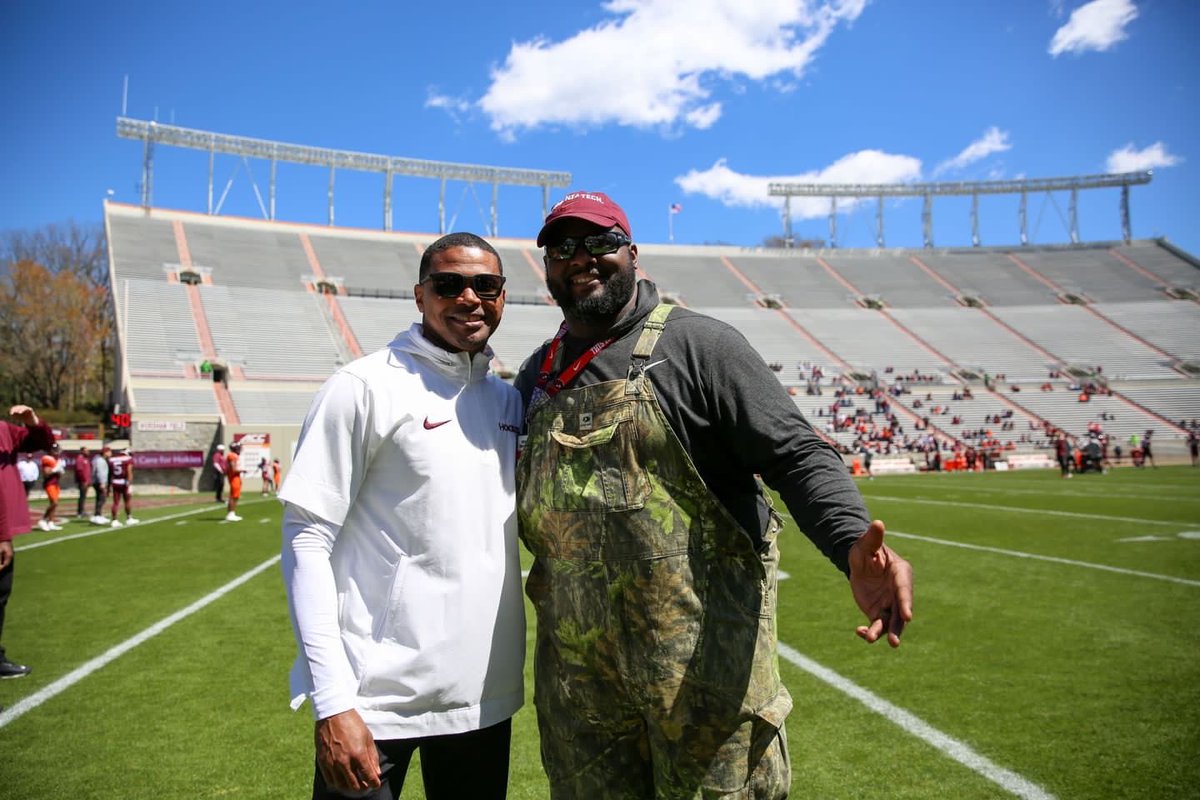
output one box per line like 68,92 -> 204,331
271,458 -> 282,493
0,405 -> 55,678
224,442 -> 243,522
17,454 -> 38,497
1055,431 -> 1073,479
280,232 -> 524,799
211,444 -> 227,503
90,446 -> 110,524
39,443 -> 65,531
107,446 -> 139,527
259,457 -> 273,495
515,192 -> 913,798
73,446 -> 93,518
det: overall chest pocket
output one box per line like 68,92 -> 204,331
542,405 -> 650,513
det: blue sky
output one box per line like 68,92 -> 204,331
3,0 -> 1197,254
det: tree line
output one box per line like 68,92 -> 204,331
0,221 -> 112,417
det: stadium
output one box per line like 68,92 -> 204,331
3,115 -> 1199,800
104,119 -> 1199,491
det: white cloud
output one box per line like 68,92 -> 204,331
480,0 -> 868,137
674,149 -> 922,219
1049,0 -> 1138,56
1105,141 -> 1181,173
425,90 -> 473,123
934,127 -> 1012,177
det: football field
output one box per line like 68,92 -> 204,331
2,466 -> 1198,799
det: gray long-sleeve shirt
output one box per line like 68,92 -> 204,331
513,280 -> 870,575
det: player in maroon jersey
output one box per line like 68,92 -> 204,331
107,446 -> 140,527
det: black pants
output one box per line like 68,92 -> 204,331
214,471 -> 224,502
77,483 -> 90,516
312,717 -> 511,800
93,484 -> 108,516
0,554 -> 13,662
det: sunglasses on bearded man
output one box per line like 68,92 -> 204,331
543,231 -> 631,261
421,272 -> 506,300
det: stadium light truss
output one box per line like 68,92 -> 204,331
117,117 -> 572,235
767,172 -> 1152,249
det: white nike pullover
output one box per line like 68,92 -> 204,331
280,324 -> 525,739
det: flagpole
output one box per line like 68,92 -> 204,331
668,204 -> 674,243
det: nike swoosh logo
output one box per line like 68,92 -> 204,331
423,418 -> 451,430
643,358 -> 668,371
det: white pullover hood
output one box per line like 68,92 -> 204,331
281,324 -> 525,739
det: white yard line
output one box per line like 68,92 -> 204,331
15,498 -> 276,552
862,495 -> 1192,527
0,555 -> 281,730
886,531 -> 1200,588
777,642 -> 1056,800
915,485 -> 1200,503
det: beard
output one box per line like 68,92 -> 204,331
548,262 -> 637,325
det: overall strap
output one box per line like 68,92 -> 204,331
626,303 -> 674,392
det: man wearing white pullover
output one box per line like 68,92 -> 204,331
280,232 -> 524,799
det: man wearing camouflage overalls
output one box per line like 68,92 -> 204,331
514,192 -> 914,798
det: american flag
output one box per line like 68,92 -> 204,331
669,203 -> 682,214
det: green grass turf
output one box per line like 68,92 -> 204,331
1,467 -> 1197,798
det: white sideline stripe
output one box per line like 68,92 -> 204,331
16,499 -> 275,552
777,642 -> 1056,800
887,531 -> 1200,588
864,495 -> 1189,526
936,485 -> 1200,503
0,555 -> 281,730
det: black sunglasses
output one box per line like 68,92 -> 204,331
421,272 -> 506,300
544,231 -> 631,261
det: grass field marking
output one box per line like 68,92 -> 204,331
919,485 -> 1200,503
0,554 -> 282,731
862,495 -> 1191,527
887,531 -> 1200,588
777,641 -> 1057,800
14,497 -> 277,553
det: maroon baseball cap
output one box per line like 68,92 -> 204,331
536,191 -> 632,246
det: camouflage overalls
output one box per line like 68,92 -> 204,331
517,305 -> 792,799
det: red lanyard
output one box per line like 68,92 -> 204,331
535,322 -> 615,398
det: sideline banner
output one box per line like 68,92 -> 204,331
133,451 -> 205,469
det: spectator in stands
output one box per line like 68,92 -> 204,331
38,443 -> 65,531
17,454 -> 38,497
73,446 -> 92,518
211,444 -> 227,503
515,191 -> 912,798
224,442 -> 243,522
280,232 -> 524,799
0,405 -> 54,678
90,446 -> 110,524
108,445 -> 139,526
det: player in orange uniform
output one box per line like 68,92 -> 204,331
225,442 -> 243,522
38,443 -> 64,531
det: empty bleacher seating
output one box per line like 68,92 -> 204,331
107,204 -> 1199,444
